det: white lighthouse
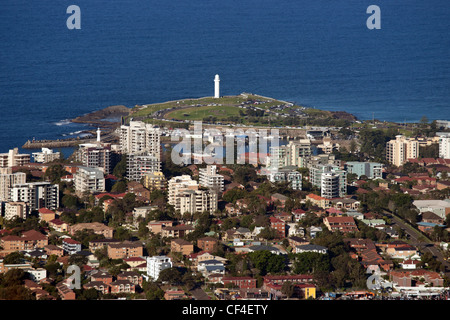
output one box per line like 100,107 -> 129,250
96,127 -> 101,142
214,74 -> 220,98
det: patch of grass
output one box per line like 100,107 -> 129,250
165,105 -> 242,121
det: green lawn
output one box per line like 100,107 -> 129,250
125,94 -> 316,127
165,104 -> 242,121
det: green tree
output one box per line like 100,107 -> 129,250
44,164 -> 69,184
62,194 -> 81,210
247,250 -> 285,276
3,252 -> 25,265
143,281 -> 164,300
158,267 -> 182,285
292,252 -> 330,274
113,154 -> 127,178
281,281 -> 295,298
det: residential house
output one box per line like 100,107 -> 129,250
161,224 -> 194,238
147,220 -> 174,235
83,281 -> 110,294
62,238 -> 82,255
239,288 -> 271,300
117,271 -> 143,287
247,245 -> 282,255
38,208 -> 56,223
44,244 -> 64,257
110,280 -> 136,294
389,269 -> 444,287
400,259 -> 420,270
48,219 -> 69,233
189,252 -> 228,267
197,237 -> 219,253
330,198 -> 361,210
309,226 -> 322,239
346,238 -> 393,272
171,238 -> 194,255
56,282 -> 76,300
269,217 -> 286,238
437,180 -> 450,190
197,259 -> 226,278
164,288 -> 189,300
274,211 -> 292,223
306,193 -> 331,209
89,238 -> 121,252
107,241 -> 143,259
123,257 -> 147,270
288,236 -> 309,248
271,193 -> 289,208
386,245 -> 418,260
1,230 -> 48,253
421,211 -> 445,225
323,216 -> 358,234
222,276 -> 257,289
90,270 -> 113,285
417,221 -> 446,234
292,209 -> 306,222
69,222 -> 114,238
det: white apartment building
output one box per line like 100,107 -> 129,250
10,182 -> 59,210
268,168 -> 302,190
267,140 -> 312,169
26,268 -> 47,282
74,166 -> 105,195
175,189 -> 218,215
32,148 -> 61,163
386,135 -> 419,167
0,167 -> 26,202
120,121 -> 161,159
321,171 -> 341,199
199,165 -> 224,193
126,152 -> 161,182
4,201 -> 28,220
168,175 -> 199,201
146,255 -> 172,281
310,164 -> 347,197
438,134 -> 450,159
0,148 -> 30,167
168,175 -> 218,215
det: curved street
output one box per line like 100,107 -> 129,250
384,210 -> 450,276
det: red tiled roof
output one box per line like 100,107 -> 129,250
306,193 -> 326,201
38,208 -> 54,214
94,192 -> 126,199
63,238 -> 81,245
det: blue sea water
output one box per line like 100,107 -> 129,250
0,0 -> 449,155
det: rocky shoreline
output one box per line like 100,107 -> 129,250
22,105 -> 131,149
70,105 -> 131,127
21,99 -> 357,150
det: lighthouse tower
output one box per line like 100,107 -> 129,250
214,74 -> 220,98
96,127 -> 101,142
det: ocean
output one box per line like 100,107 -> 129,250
1,0 -> 449,156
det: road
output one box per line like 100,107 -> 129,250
384,210 -> 450,275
